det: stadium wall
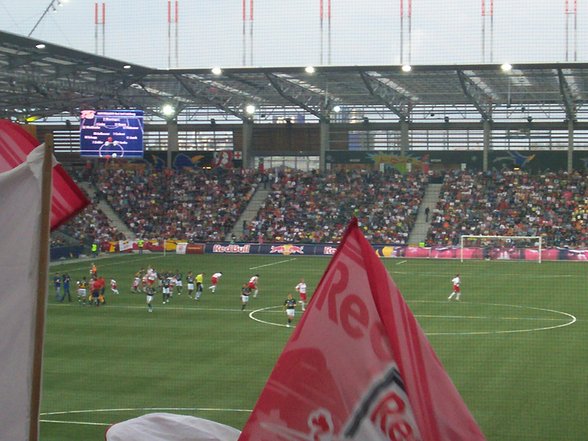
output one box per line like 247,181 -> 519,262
59,149 -> 588,173
95,240 -> 588,261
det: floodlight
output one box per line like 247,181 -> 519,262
401,64 -> 412,72
305,66 -> 316,74
211,66 -> 222,75
332,105 -> 341,113
161,104 -> 175,117
501,63 -> 512,72
245,104 -> 256,115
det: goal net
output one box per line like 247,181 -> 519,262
460,235 -> 543,263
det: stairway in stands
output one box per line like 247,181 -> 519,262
228,185 -> 271,241
407,183 -> 442,245
78,182 -> 136,241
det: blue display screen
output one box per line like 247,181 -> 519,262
80,109 -> 144,158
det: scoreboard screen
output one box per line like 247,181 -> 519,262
80,109 -> 144,158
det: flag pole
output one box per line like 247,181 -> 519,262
29,143 -> 53,441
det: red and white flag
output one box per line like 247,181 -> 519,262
0,120 -> 89,230
239,218 -> 486,441
0,121 -> 89,441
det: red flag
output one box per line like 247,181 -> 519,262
239,218 -> 485,441
0,120 -> 89,230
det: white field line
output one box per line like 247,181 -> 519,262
41,406 -> 252,427
249,258 -> 297,270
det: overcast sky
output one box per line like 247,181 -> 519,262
0,0 -> 585,69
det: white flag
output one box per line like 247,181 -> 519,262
0,145 -> 46,441
176,242 -> 188,255
119,240 -> 135,252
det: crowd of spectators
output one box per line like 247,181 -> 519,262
426,170 -> 587,247
51,163 -> 587,250
52,203 -> 125,248
243,169 -> 427,244
93,166 -> 258,242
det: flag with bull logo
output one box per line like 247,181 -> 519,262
239,218 -> 485,441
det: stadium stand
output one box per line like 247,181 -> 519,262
426,170 -> 587,248
92,166 -> 258,242
51,165 -> 587,250
242,169 -> 427,244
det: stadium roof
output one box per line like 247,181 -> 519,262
0,29 -> 586,124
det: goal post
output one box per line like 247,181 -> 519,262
460,235 -> 542,263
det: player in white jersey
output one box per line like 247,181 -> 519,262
131,275 -> 141,293
448,274 -> 461,301
208,272 -> 223,293
248,274 -> 259,297
110,279 -> 119,295
295,278 -> 308,311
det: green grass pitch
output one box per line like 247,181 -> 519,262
42,253 -> 588,440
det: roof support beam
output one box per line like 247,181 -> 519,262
174,73 -> 248,121
557,68 -> 577,122
265,73 -> 329,121
359,71 -> 411,121
457,69 -> 493,121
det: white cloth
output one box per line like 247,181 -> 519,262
0,145 -> 44,441
105,413 -> 241,441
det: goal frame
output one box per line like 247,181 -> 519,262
460,235 -> 542,263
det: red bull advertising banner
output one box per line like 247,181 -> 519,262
101,240 -> 588,261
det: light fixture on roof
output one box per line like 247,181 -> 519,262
161,104 -> 176,117
35,43 -> 46,49
401,64 -> 412,72
245,104 -> 256,115
305,65 -> 316,74
211,66 -> 222,75
123,65 -> 132,70
332,105 -> 341,113
501,63 -> 512,72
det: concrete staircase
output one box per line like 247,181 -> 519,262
228,185 -> 272,240
78,182 -> 136,240
407,183 -> 442,245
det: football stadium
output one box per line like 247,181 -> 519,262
0,2 -> 587,440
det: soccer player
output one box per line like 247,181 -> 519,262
90,276 -> 100,307
77,277 -> 88,305
131,273 -> 141,293
186,271 -> 195,298
146,285 -> 154,313
162,274 -> 171,304
248,274 -> 259,298
448,273 -> 461,301
283,293 -> 297,327
175,269 -> 183,295
95,276 -> 106,305
240,283 -> 251,310
110,278 -> 119,295
195,272 -> 205,301
208,272 -> 223,293
295,278 -> 307,311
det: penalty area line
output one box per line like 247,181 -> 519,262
250,258 -> 297,270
